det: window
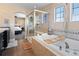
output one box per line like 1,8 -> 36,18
72,3 -> 79,21
55,6 -> 64,22
43,14 -> 48,23
37,14 -> 48,24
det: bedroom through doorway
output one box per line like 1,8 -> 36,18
15,13 -> 26,40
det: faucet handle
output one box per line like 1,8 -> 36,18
59,46 -> 62,50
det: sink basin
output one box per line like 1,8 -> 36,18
44,39 -> 57,44
43,35 -> 64,44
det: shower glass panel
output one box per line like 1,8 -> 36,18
28,16 -> 34,36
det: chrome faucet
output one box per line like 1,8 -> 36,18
65,42 -> 69,49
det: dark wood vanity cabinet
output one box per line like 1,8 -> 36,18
3,30 -> 10,49
0,33 -> 3,49
0,32 -> 3,55
0,29 -> 10,55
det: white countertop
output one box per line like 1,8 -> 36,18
0,28 -> 9,33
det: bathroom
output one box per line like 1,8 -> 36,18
0,3 -> 79,56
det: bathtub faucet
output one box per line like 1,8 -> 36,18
65,42 -> 69,49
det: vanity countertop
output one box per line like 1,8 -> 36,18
0,28 -> 9,33
33,35 -> 64,56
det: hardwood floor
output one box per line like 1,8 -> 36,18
2,39 -> 35,56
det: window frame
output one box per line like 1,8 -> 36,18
70,3 -> 79,22
54,5 -> 65,23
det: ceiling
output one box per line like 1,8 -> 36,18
11,3 -> 50,9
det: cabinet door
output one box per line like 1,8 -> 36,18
0,33 -> 3,50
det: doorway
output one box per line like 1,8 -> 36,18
15,12 -> 26,40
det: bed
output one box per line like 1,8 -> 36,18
15,26 -> 22,35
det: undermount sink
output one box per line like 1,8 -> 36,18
44,39 -> 57,44
43,35 -> 64,44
